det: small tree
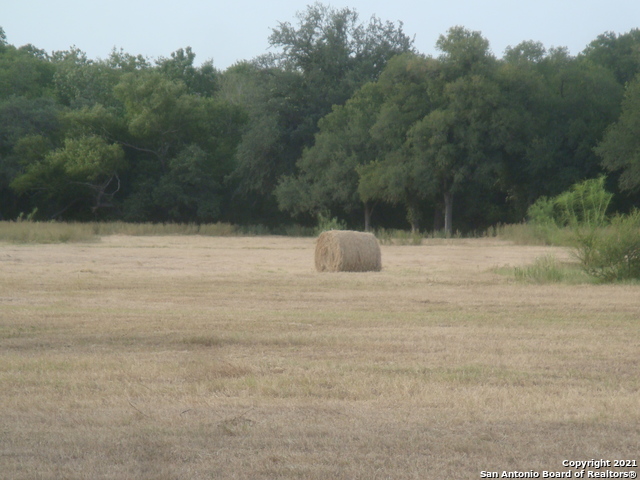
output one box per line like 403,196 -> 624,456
527,176 -> 612,228
553,176 -> 612,228
528,177 -> 640,281
574,210 -> 640,281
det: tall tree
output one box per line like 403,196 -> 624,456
51,48 -> 127,108
582,29 -> 640,86
226,3 -> 414,226
0,97 -> 61,218
596,75 -> 640,195
407,27 -> 499,235
156,47 -> 218,97
497,43 -> 623,219
276,81 -> 385,230
408,74 -> 503,235
356,54 -> 440,231
112,71 -> 246,222
270,2 -> 414,113
0,38 -> 55,100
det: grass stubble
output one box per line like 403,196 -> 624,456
0,236 -> 639,479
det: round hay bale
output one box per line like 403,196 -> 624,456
315,230 -> 382,272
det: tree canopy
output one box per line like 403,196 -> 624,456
0,4 -> 638,230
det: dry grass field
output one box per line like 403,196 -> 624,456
1,235 -> 639,479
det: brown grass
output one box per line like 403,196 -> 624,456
1,236 -> 639,479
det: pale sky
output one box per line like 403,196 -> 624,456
2,0 -> 639,70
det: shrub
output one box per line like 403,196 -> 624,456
573,210 -> 640,281
526,176 -> 612,230
527,196 -> 557,226
510,255 -> 591,284
315,213 -> 347,235
495,223 -> 575,246
554,176 -> 612,228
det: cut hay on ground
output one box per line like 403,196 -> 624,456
315,230 -> 382,272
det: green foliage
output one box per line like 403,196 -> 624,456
0,41 -> 55,100
582,29 -> 640,85
54,136 -> 125,181
51,48 -> 124,107
112,71 -> 246,222
1,14 -> 639,232
269,2 -> 414,107
276,80 -> 385,226
148,145 -> 225,222
554,176 -> 612,228
11,135 -> 125,217
315,212 -> 347,234
528,177 -> 612,228
526,196 -> 556,226
499,47 -> 623,217
496,254 -> 591,284
527,179 -> 639,282
596,76 -> 640,193
513,255 -> 570,283
237,3 -> 414,226
495,222 -> 575,246
356,54 -> 438,231
156,47 -> 218,97
572,210 -> 640,281
436,26 -> 496,77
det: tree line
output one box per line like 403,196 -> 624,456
1,3 -> 639,233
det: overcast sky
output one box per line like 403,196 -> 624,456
3,0 -> 639,69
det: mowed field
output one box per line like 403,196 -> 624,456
1,235 -> 639,479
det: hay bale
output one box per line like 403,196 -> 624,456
315,230 -> 382,272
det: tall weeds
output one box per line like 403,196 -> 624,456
572,210 -> 640,281
524,177 -> 640,282
0,221 -> 97,243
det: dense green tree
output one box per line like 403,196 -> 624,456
596,75 -> 640,194
0,19 -> 635,227
221,61 -> 307,196
0,96 -> 62,218
503,40 -> 547,64
0,39 -> 55,100
497,44 -> 623,219
156,47 -> 218,97
408,75 -> 503,234
356,54 -> 440,231
51,48 -> 125,108
111,71 -> 246,221
402,27 -> 500,235
270,2 -> 414,111
276,81 -> 385,230
224,3 -> 414,226
436,25 -> 496,79
104,48 -> 150,72
11,135 -> 125,218
582,29 -> 640,85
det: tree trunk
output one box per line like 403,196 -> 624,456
363,202 -> 373,232
444,191 -> 453,237
406,198 -> 421,233
433,203 -> 444,231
